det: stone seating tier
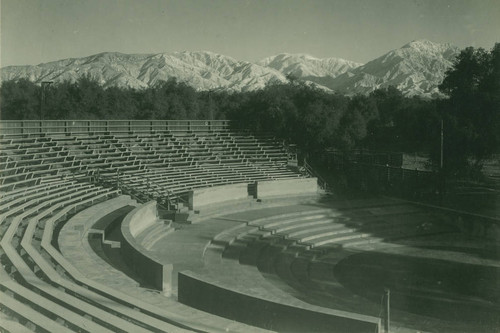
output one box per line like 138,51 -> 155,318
0,183 -> 126,332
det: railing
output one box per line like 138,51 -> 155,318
91,168 -> 188,211
303,159 -> 331,192
284,143 -> 298,167
326,149 -> 403,168
0,120 -> 230,136
340,162 -> 437,187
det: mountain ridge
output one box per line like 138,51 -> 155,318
1,39 -> 460,97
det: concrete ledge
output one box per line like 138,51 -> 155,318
189,183 -> 250,210
178,270 -> 380,333
257,178 -> 318,199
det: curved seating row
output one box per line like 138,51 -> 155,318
1,180 -> 228,332
207,200 -> 453,289
0,181 -> 131,331
216,201 -> 452,261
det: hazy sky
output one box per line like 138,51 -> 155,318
1,0 -> 499,67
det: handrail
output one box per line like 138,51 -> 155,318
303,159 -> 331,192
0,120 -> 230,136
283,142 -> 298,164
124,169 -> 189,206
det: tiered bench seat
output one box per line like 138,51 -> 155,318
0,183 -> 129,331
1,181 -> 211,331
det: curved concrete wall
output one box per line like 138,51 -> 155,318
257,178 -> 318,199
127,201 -> 158,237
178,271 -> 380,333
121,201 -> 172,292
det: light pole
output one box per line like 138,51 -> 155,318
439,118 -> 445,205
440,118 -> 444,171
384,288 -> 390,333
39,81 -> 53,120
208,90 -> 214,121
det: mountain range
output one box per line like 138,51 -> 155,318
0,39 -> 459,98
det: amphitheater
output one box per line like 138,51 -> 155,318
0,120 -> 498,333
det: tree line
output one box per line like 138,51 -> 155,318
1,44 -> 498,177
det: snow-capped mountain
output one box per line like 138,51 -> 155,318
0,51 -> 288,92
257,53 -> 362,79
327,40 -> 460,97
0,40 -> 460,97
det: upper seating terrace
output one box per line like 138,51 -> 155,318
0,120 -> 306,206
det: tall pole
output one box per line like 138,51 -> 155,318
39,86 -> 44,121
439,118 -> 444,206
208,90 -> 214,121
39,81 -> 53,121
384,288 -> 390,333
440,118 -> 444,170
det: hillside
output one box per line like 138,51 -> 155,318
327,40 -> 460,97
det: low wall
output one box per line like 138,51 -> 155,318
189,183 -> 249,210
178,271 -> 380,333
436,208 -> 500,240
127,201 -> 158,237
121,201 -> 172,292
400,198 -> 500,241
257,178 -> 318,199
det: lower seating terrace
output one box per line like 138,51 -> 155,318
0,181 -> 203,332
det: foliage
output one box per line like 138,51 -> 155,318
438,43 -> 500,176
0,77 -> 207,121
0,79 -> 40,119
0,75 -> 440,156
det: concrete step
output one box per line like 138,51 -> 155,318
272,218 -> 335,235
299,227 -> 356,243
287,223 -> 347,240
310,232 -> 372,248
222,241 -> 248,260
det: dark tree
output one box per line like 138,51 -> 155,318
0,79 -> 39,119
438,43 -> 500,176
